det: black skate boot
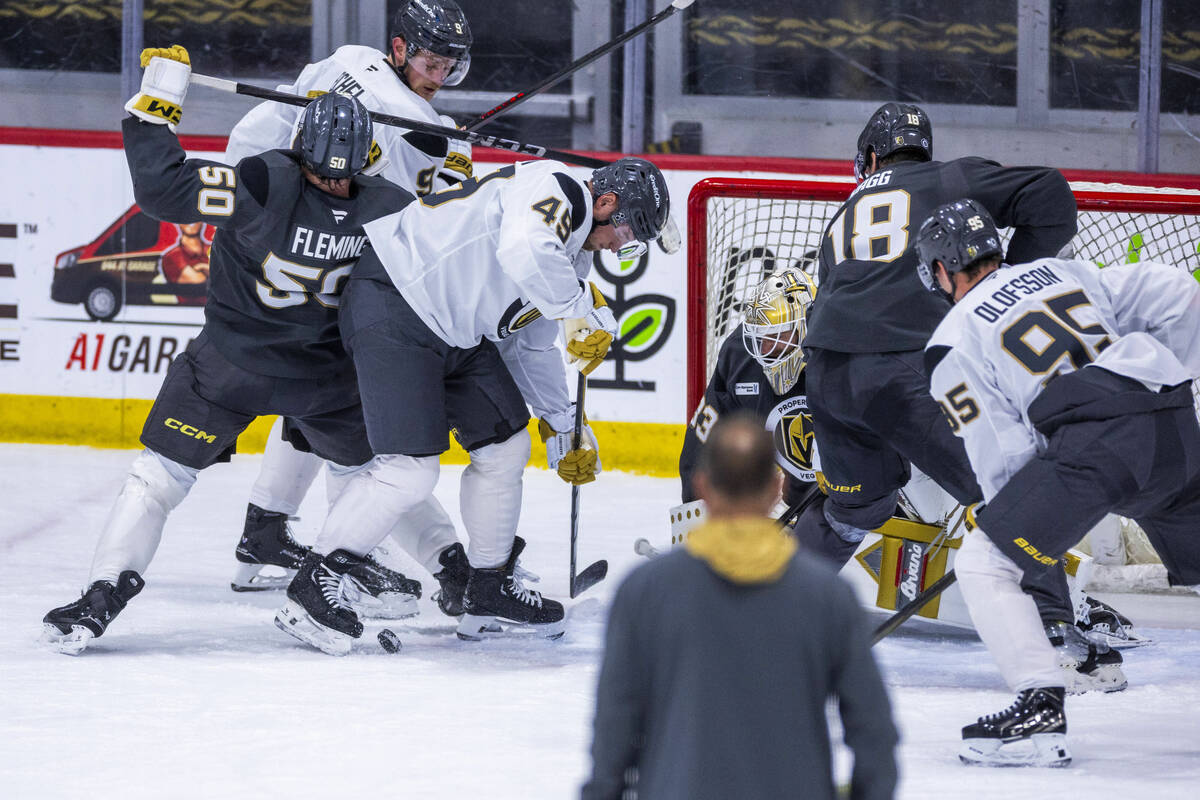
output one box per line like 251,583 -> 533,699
231,503 -> 312,592
431,543 -> 470,617
1046,620 -> 1127,694
458,537 -> 565,640
1075,593 -> 1150,649
960,687 -> 1070,767
338,551 -> 422,619
42,571 -> 145,655
274,551 -> 364,656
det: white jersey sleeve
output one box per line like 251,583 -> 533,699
224,45 -> 459,196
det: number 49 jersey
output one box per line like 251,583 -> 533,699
925,257 -> 1200,502
807,156 -> 1077,354
123,118 -> 413,379
363,160 -> 597,349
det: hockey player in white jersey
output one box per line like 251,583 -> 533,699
274,157 -> 670,654
224,0 -> 477,599
916,199 -> 1200,766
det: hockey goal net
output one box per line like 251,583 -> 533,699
687,173 -> 1200,589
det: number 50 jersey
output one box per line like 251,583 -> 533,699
123,118 -> 414,379
363,160 -> 598,349
926,257 -> 1200,502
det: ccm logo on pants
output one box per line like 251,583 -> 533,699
164,418 -> 216,443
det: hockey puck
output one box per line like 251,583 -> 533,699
377,628 -> 402,653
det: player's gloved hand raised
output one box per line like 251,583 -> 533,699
124,45 -> 191,131
561,282 -> 617,375
539,410 -> 601,485
437,115 -> 473,186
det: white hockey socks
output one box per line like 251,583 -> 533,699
461,430 -> 530,569
246,417 -> 323,515
384,498 -> 461,576
314,454 -> 439,558
89,449 -> 197,585
956,530 -> 1063,691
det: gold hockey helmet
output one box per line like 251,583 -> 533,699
741,268 -> 817,395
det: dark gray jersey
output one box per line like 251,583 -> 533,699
123,118 -> 413,378
806,156 -> 1076,353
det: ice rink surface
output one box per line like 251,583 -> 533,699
2,443 -> 1198,799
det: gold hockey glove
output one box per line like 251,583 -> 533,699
561,283 -> 617,375
539,414 -> 601,485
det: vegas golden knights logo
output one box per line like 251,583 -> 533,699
766,396 -> 817,482
785,412 -> 815,470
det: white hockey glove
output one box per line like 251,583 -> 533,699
561,282 -> 617,376
538,411 -> 601,485
124,45 -> 191,131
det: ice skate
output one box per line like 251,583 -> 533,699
457,537 -> 565,641
960,687 -> 1071,767
274,551 -> 363,656
231,503 -> 312,591
431,542 -> 470,617
41,571 -> 145,655
1046,620 -> 1128,694
337,550 -> 422,619
1075,593 -> 1151,649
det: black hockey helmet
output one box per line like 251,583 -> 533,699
296,92 -> 373,180
854,102 -> 933,181
591,157 -> 671,243
391,0 -> 472,86
914,198 -> 1003,291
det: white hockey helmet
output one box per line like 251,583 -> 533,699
742,267 -> 817,395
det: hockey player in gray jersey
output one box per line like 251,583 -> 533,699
274,157 -> 670,654
225,0 -> 477,596
40,47 -> 414,655
917,199 -> 1200,766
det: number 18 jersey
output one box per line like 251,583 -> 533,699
807,156 -> 1077,353
925,257 -> 1200,501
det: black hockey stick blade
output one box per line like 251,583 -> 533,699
571,559 -> 609,599
188,72 -> 610,170
870,570 -> 958,646
776,483 -> 823,530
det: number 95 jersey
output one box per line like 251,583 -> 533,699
362,160 -> 598,349
925,257 -> 1200,502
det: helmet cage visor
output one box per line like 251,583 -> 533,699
405,48 -> 470,86
743,318 -> 805,369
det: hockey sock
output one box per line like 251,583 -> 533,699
461,429 -> 530,569
956,530 -> 1063,691
314,454 -> 439,557
384,497 -> 461,576
246,417 -> 323,515
89,449 -> 197,584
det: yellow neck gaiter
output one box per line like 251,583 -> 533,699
685,517 -> 797,584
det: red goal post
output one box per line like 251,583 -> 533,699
686,174 -> 1200,418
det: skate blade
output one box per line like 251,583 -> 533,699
1064,663 -> 1128,695
960,733 -> 1071,767
455,614 -> 565,642
230,562 -> 297,592
273,601 -> 353,656
351,592 -> 420,620
40,623 -> 94,656
1085,628 -> 1153,650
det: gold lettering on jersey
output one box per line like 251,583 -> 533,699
1013,536 -> 1058,565
289,226 -> 367,261
164,417 -> 217,444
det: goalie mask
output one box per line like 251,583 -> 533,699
742,268 -> 817,395
392,0 -> 473,87
914,198 -> 1003,298
295,92 -> 373,180
854,102 -> 933,182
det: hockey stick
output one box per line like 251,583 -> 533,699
466,0 -> 696,132
188,72 -> 610,170
870,570 -> 957,646
776,482 -> 823,530
569,372 -> 609,598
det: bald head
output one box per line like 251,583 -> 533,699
695,413 -> 781,517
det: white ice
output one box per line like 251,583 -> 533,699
1,444 -> 1198,799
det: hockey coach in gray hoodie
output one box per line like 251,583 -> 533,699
582,413 -> 899,800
